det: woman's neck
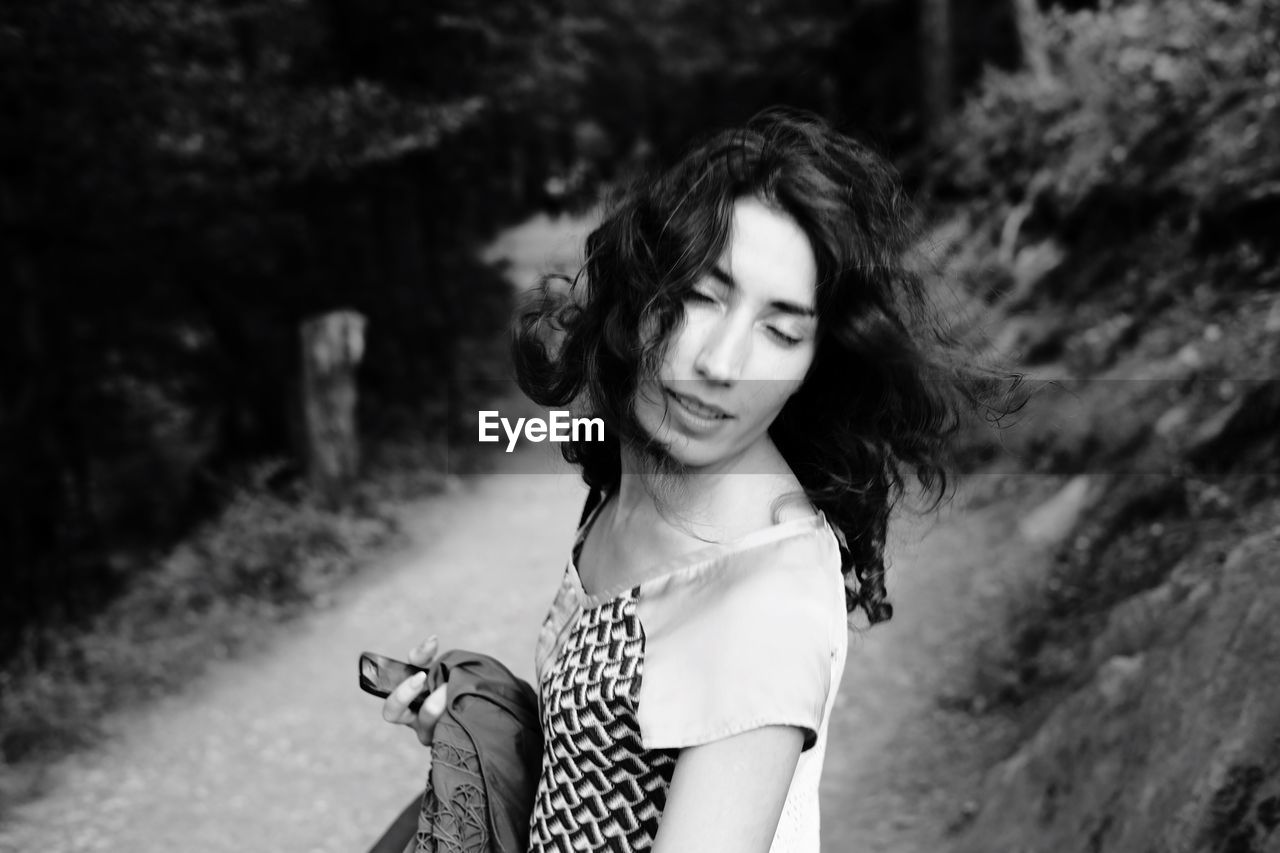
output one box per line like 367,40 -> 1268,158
612,436 -> 808,541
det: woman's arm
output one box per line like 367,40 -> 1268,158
651,724 -> 805,853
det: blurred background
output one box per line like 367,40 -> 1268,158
2,0 -> 1279,850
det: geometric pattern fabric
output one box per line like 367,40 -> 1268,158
528,590 -> 678,851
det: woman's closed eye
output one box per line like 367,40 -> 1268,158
683,288 -> 720,306
684,290 -> 808,346
765,325 -> 804,346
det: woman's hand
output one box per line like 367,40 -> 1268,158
381,636 -> 449,746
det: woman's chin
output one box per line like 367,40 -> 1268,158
637,429 -> 748,474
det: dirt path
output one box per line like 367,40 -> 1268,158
821,489 -> 1040,852
0,447 -> 590,853
0,445 -> 1041,853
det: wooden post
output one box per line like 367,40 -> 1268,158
300,310 -> 366,505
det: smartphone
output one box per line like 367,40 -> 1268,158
359,651 -> 430,712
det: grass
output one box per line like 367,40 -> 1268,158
0,440 -> 453,817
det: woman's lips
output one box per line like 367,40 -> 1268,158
665,388 -> 734,421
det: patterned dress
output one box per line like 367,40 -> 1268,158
527,500 -> 849,852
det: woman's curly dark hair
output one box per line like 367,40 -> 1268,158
513,108 -> 1011,626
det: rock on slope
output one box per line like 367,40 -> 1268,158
949,513 -> 1280,852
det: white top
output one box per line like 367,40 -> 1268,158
528,502 -> 849,852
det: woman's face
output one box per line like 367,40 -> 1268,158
633,195 -> 819,471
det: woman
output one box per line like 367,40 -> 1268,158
384,109 -> 1000,852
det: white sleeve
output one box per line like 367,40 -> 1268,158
634,527 -> 844,751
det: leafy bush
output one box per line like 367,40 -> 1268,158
925,1 -> 1280,737
938,0 -> 1280,222
0,466 -> 401,779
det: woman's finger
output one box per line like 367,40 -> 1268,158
382,670 -> 429,724
407,635 -> 439,667
413,684 -> 449,746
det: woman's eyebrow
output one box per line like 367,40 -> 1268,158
710,265 -> 817,318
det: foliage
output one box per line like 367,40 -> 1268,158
0,0 -> 888,642
0,462 -> 401,775
926,0 -> 1280,726
0,0 -> 509,640
937,0 -> 1280,228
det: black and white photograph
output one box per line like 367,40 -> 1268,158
2,0 -> 1278,851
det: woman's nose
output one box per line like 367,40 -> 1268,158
692,316 -> 749,383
